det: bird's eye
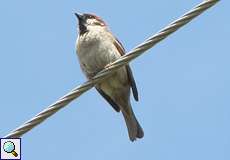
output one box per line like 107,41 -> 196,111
89,15 -> 93,18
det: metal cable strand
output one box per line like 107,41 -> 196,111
4,0 -> 219,138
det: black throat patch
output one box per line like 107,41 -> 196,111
79,23 -> 88,35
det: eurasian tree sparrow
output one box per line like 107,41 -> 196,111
75,13 -> 144,141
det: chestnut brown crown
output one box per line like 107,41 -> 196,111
75,13 -> 107,35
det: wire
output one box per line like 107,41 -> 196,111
4,0 -> 219,138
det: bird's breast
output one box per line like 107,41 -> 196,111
77,30 -> 119,77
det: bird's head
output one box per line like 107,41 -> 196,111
75,13 -> 106,34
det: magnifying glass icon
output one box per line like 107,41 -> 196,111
3,141 -> 18,157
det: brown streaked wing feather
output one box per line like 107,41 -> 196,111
126,65 -> 139,101
96,87 -> 120,112
113,38 -> 139,101
114,37 -> 125,56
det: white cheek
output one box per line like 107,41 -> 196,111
87,19 -> 99,25
87,19 -> 93,25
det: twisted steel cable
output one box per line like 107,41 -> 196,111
4,0 -> 219,138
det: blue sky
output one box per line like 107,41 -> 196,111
0,0 -> 229,160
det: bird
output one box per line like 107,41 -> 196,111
75,13 -> 144,141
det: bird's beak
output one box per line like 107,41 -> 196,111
75,13 -> 84,21
75,13 -> 87,33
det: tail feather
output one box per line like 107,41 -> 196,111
122,105 -> 144,141
136,118 -> 144,138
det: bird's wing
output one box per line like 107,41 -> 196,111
113,37 -> 139,101
96,87 -> 120,112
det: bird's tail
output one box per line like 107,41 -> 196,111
121,102 -> 144,141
